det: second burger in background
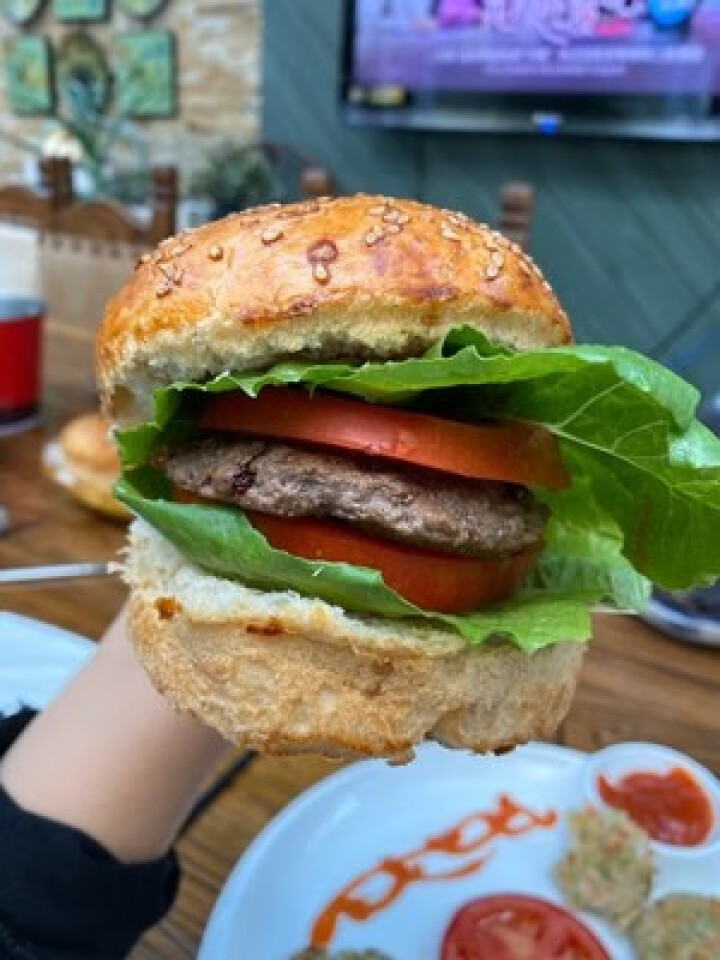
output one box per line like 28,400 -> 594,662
44,412 -> 130,521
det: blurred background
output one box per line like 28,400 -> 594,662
1,0 -> 719,395
2,7 -> 720,955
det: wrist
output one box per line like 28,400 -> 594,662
1,604 -> 231,862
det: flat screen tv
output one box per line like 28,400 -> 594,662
342,1 -> 720,139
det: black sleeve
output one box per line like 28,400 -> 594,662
0,709 -> 179,960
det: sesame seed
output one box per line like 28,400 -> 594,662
286,201 -> 320,216
158,239 -> 191,261
208,244 -> 224,261
158,261 -> 183,285
510,242 -> 522,254
490,251 -> 505,268
447,213 -> 469,229
365,227 -> 384,246
369,204 -> 388,216
441,225 -> 461,241
386,223 -> 403,234
519,260 -> 532,275
485,264 -> 500,281
156,283 -> 172,298
382,208 -> 409,224
313,262 -> 330,283
543,279 -> 553,291
308,239 -> 339,263
261,225 -> 284,245
386,208 -> 410,225
484,237 -> 499,252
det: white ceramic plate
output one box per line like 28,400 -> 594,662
0,611 -> 94,714
199,740 -> 720,960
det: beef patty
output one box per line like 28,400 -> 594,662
163,437 -> 547,558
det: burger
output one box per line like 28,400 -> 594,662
97,195 -> 720,759
43,412 -> 130,521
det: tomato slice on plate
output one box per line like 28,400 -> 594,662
441,895 -> 610,960
198,388 -> 568,490
246,512 -> 540,614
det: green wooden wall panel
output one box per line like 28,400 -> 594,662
528,143 -> 691,343
262,0 -> 720,394
262,0 -> 420,198
650,147 -> 720,238
417,136 -> 635,347
657,300 -> 720,396
599,154 -> 716,303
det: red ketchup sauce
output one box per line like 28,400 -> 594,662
597,766 -> 713,846
309,794 -> 557,949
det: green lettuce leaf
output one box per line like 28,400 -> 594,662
116,326 -> 720,591
535,479 -> 651,613
117,470 -> 607,651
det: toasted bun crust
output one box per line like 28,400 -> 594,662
43,413 -> 130,521
97,195 -> 571,425
123,522 -> 585,759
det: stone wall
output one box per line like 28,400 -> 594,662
0,0 -> 260,186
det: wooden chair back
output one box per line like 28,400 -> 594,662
0,158 -> 177,244
0,159 -> 70,293
259,142 -> 335,201
0,158 -> 73,228
498,182 -> 535,251
300,164 -> 334,200
26,161 -> 177,380
47,165 -> 177,245
38,232 -> 143,382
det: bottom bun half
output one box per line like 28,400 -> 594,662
124,521 -> 586,760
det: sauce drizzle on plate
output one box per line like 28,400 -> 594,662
310,794 -> 557,948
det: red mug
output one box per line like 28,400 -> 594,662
0,294 -> 45,436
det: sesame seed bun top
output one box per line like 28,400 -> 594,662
96,194 -> 571,426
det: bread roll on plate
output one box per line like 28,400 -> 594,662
44,412 -> 130,521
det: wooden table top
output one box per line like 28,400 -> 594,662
2,323 -> 720,958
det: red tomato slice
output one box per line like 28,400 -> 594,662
198,388 -> 568,491
245,511 -> 539,613
441,895 -> 610,960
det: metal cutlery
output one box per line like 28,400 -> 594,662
0,562 -> 113,586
